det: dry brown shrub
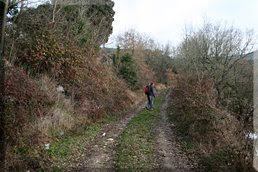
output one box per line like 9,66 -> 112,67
5,66 -> 55,169
165,69 -> 177,87
70,60 -> 135,121
170,74 -> 253,170
155,83 -> 166,92
133,49 -> 157,87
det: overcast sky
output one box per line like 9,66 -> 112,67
106,0 -> 258,48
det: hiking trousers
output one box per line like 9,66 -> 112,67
147,94 -> 155,109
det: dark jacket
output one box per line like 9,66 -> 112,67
148,84 -> 155,97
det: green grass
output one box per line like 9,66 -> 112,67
115,93 -> 165,171
48,124 -> 100,159
46,115 -> 117,170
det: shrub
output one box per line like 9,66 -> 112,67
168,74 -> 254,171
73,61 -> 133,119
118,53 -> 139,89
16,32 -> 86,84
5,66 -> 55,169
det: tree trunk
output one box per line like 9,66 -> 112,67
0,1 -> 8,170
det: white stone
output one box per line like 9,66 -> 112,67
45,143 -> 50,150
57,85 -> 65,93
247,133 -> 257,140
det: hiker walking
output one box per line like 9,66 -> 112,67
144,82 -> 155,110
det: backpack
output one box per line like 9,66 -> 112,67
144,85 -> 150,94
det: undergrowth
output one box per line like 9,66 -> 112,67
167,75 -> 255,171
4,64 -> 139,171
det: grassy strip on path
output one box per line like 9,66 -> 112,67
115,93 -> 165,170
43,115 -> 117,171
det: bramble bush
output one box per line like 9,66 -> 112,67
5,66 -> 55,169
16,32 -> 86,84
169,75 -> 254,171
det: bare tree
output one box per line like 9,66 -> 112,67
116,29 -> 157,55
177,21 -> 254,99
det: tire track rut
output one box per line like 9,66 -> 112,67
156,90 -> 194,171
66,102 -> 146,171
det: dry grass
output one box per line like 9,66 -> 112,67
155,83 -> 166,91
32,76 -> 77,142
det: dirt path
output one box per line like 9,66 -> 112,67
66,102 -> 146,171
156,90 -> 194,171
66,90 -> 195,171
